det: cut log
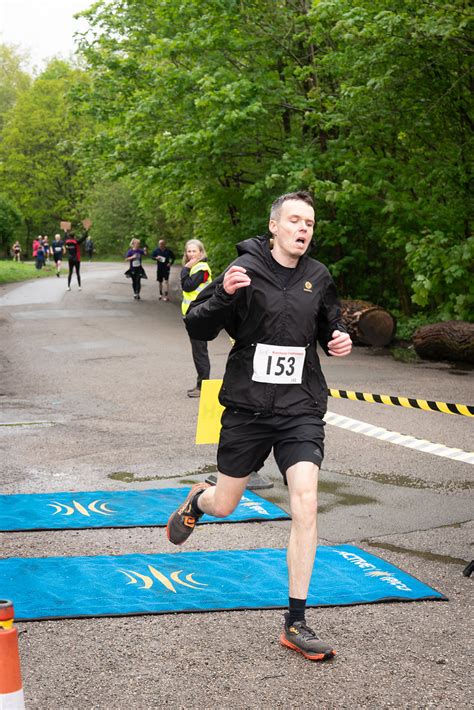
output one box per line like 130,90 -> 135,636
412,321 -> 474,363
340,299 -> 396,347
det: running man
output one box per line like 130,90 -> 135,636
51,234 -> 65,277
167,191 -> 352,661
151,239 -> 175,300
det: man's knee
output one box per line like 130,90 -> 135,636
291,489 -> 318,521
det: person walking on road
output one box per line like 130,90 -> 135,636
125,238 -> 147,300
167,191 -> 352,661
51,234 -> 65,277
180,239 -> 212,398
152,239 -> 175,301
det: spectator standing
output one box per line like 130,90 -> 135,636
181,239 -> 212,397
85,236 -> 94,261
32,236 -> 41,261
65,230 -> 88,290
152,239 -> 175,301
42,236 -> 50,264
35,239 -> 45,270
11,241 -> 21,262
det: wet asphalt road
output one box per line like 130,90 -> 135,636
0,262 -> 472,709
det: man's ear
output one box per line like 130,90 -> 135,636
268,219 -> 277,236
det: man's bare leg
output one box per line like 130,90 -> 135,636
166,472 -> 249,545
197,472 -> 250,518
280,461 -> 335,660
286,461 -> 319,598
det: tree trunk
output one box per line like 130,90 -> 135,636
412,321 -> 474,363
340,299 -> 396,347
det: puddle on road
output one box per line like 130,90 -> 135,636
342,469 -> 473,492
261,480 -> 377,514
318,480 -> 377,513
365,540 -> 469,567
108,463 -> 218,485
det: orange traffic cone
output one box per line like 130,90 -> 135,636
0,600 -> 25,710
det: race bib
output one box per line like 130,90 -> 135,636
252,344 -> 306,384
132,259 -> 141,268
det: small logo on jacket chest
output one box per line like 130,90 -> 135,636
304,281 -> 313,293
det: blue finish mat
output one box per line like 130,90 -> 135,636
0,546 -> 446,621
0,488 -> 289,531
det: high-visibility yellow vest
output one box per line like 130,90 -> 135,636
181,260 -> 212,315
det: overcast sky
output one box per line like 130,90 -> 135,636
0,0 -> 97,70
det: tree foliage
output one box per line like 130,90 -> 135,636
74,0 -> 473,319
0,58 -> 91,253
0,44 -> 31,133
0,193 -> 23,256
0,4 -> 471,322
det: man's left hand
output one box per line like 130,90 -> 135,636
328,330 -> 352,357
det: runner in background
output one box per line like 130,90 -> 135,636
124,238 -> 147,300
51,234 -> 65,277
151,239 -> 175,301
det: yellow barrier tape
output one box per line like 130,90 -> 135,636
197,383 -> 474,445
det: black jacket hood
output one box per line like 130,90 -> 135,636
236,235 -> 269,258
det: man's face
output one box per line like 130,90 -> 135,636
159,240 -> 165,249
269,199 -> 315,260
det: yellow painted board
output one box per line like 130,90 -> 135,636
195,379 -> 224,444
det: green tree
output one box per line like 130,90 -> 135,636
0,59 -> 92,254
76,0 -> 473,319
0,193 -> 23,256
0,44 -> 31,132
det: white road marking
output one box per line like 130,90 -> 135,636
324,411 -> 474,465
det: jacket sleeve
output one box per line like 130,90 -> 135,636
181,267 -> 209,292
185,272 -> 237,341
316,276 -> 347,355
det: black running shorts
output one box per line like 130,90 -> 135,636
217,409 -> 325,482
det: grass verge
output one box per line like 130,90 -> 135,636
0,260 -> 56,285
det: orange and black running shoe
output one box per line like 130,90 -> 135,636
280,613 -> 336,661
166,483 -> 210,545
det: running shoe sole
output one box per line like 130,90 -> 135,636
279,633 -> 336,661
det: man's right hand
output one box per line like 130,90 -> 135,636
223,265 -> 251,295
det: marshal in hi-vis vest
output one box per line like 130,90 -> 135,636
181,261 -> 212,315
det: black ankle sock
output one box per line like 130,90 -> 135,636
190,490 -> 205,517
287,597 -> 306,625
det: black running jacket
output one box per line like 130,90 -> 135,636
185,236 -> 346,417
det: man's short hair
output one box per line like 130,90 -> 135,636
270,191 -> 314,221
